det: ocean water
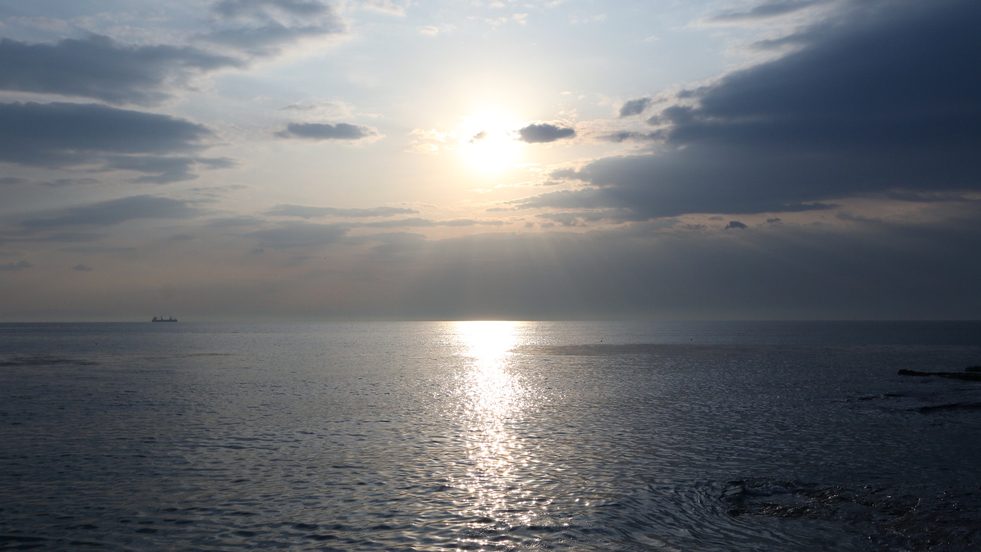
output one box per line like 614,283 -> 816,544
1,321 -> 980,551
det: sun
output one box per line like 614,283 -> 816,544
457,109 -> 523,174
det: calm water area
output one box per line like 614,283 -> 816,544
1,321 -> 980,551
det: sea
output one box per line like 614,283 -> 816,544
1,321 -> 980,551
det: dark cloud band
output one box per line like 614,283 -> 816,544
0,35 -> 242,105
0,102 -> 230,183
0,102 -> 213,166
523,0 -> 981,219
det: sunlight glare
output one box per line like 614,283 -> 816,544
457,110 -> 523,174
456,320 -> 524,417
458,320 -> 520,369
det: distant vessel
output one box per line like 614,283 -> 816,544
152,316 -> 177,323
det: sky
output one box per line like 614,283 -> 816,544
0,0 -> 979,321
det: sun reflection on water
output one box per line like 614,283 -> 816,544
457,320 -> 523,415
451,321 -> 541,534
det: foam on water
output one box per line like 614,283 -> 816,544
1,321 -> 980,551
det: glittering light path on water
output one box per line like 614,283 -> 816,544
452,321 -> 548,543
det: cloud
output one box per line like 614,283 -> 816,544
279,99 -> 355,119
201,0 -> 345,57
58,246 -> 136,254
709,0 -> 829,23
276,122 -> 379,141
725,220 -> 748,229
519,0 -> 981,219
22,196 -> 203,228
106,156 -> 236,184
0,261 -> 32,271
515,123 -> 576,144
0,102 -> 212,161
0,35 -> 243,106
266,205 -> 419,218
213,0 -> 333,18
35,232 -> 108,243
72,264 -> 94,272
8,16 -> 70,32
0,102 -> 217,173
206,216 -> 265,227
360,218 -> 505,228
247,221 -> 347,248
362,0 -> 407,17
514,188 -> 614,210
0,102 -> 231,182
42,178 -> 101,187
0,177 -> 27,186
548,168 -> 583,181
599,131 -> 663,143
618,97 -> 652,117
536,209 -> 644,225
445,219 -> 505,227
9,212 -> 981,319
376,214 -> 981,320
469,130 -> 488,143
535,212 -> 589,227
368,232 -> 428,255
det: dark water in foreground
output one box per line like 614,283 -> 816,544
1,321 -> 980,551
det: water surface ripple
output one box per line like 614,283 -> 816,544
1,321 -> 980,551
